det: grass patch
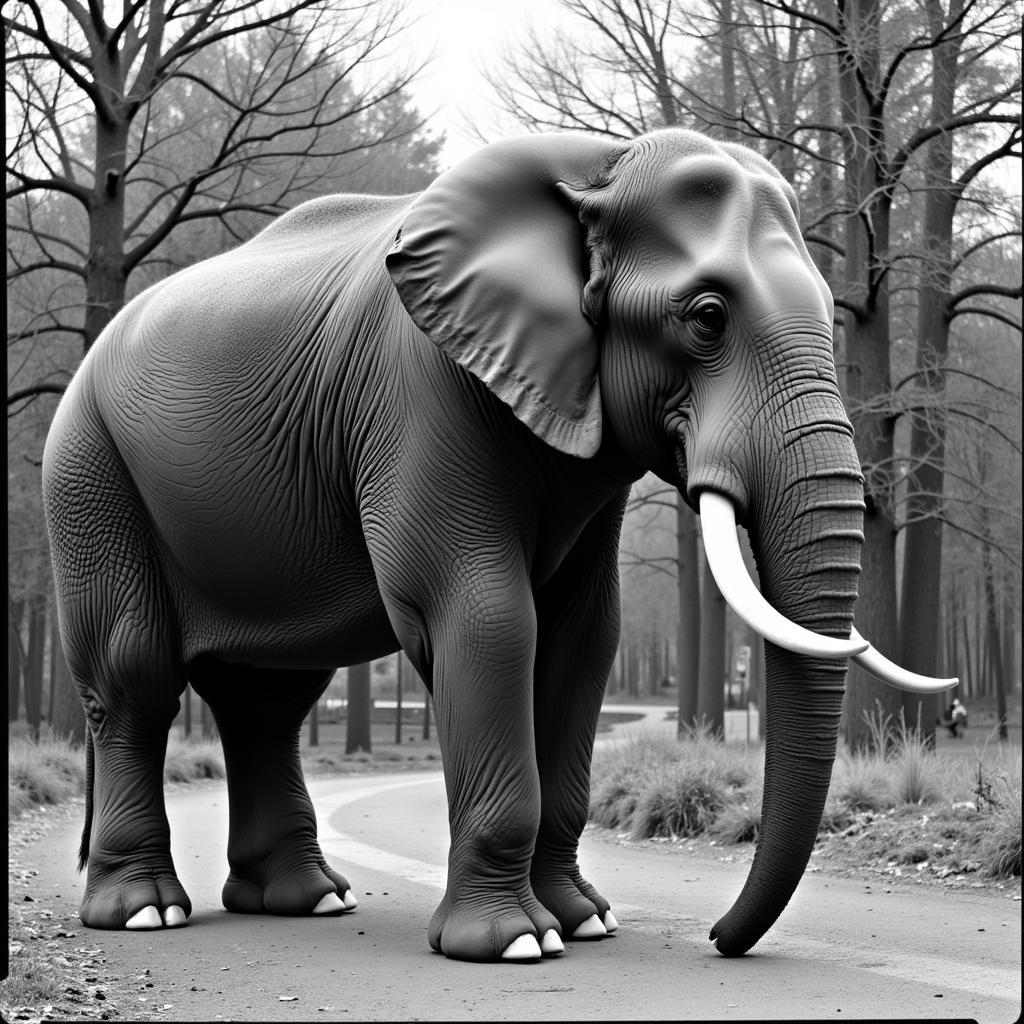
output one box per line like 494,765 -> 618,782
2,909 -> 78,1011
7,717 -> 444,822
8,735 -> 87,819
831,752 -> 893,812
7,733 -> 229,820
163,735 -> 226,783
589,715 -> 1021,883
7,707 -> 1020,884
708,798 -> 761,844
974,747 -> 1022,877
630,761 -> 726,839
590,723 -> 759,841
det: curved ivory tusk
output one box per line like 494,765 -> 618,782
698,491 -> 869,660
850,628 -> 959,693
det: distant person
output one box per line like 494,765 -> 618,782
946,697 -> 968,738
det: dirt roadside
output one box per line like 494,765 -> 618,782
5,779 -> 1020,1023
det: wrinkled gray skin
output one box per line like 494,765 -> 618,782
43,129 -> 863,962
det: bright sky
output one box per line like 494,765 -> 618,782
400,0 -> 565,168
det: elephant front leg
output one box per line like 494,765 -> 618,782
531,494 -> 626,942
190,664 -> 356,916
83,722 -> 192,930
420,583 -> 564,962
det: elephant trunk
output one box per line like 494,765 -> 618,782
695,395 -> 865,956
710,645 -> 848,955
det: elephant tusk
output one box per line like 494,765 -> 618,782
698,491 -> 869,660
850,628 -> 959,693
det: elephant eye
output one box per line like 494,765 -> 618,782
690,301 -> 727,341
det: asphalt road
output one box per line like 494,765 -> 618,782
17,761 -> 1022,1022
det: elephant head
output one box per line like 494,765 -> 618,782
387,129 -> 954,956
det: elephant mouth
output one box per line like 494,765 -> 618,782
697,491 -> 956,694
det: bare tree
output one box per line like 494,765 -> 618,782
485,0 -> 687,139
5,0 -> 428,386
896,0 -> 1022,738
5,0 -> 440,743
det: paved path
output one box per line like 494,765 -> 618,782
12,767 -> 1021,1022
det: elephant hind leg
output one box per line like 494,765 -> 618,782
44,424 -> 190,930
189,662 -> 355,916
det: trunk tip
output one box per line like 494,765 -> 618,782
708,920 -> 756,957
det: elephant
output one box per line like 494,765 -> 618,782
42,127 -> 954,963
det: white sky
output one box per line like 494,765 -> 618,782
399,0 -> 565,168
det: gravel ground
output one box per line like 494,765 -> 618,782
6,800 -> 143,1023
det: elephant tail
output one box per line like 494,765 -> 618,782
78,728 -> 94,872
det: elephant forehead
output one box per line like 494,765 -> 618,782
610,158 -> 829,320
624,154 -> 798,251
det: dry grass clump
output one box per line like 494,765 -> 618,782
630,761 -> 726,839
2,910 -> 78,1013
974,749 -> 1022,877
300,745 -> 442,776
588,709 -> 1020,883
590,723 -> 758,840
830,752 -> 893,812
8,734 -> 227,819
708,798 -> 761,844
819,715 -> 1021,879
163,735 -> 226,782
8,735 -> 87,819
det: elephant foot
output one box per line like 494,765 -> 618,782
531,869 -> 617,941
428,889 -> 562,962
81,855 -> 193,931
222,850 -> 355,916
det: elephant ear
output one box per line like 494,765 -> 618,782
386,134 -> 623,458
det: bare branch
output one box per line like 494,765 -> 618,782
7,382 -> 69,406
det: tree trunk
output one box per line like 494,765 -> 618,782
49,608 -> 85,745
183,684 -> 192,738
9,595 -> 24,722
898,0 -> 963,747
979,513 -> 1009,741
200,695 -> 218,740
947,579 -> 959,681
960,598 -> 974,697
24,592 -> 47,740
696,553 -> 726,736
775,12 -> 801,184
345,662 -> 372,754
676,496 -> 701,733
812,4 -> 838,292
719,0 -> 740,140
395,651 -> 404,744
835,0 -> 903,751
626,641 -> 638,698
308,700 -> 319,747
1002,592 -> 1018,717
749,630 -> 766,739
974,582 -> 985,696
83,85 -> 130,352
